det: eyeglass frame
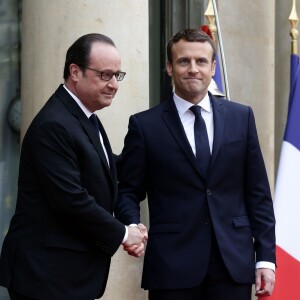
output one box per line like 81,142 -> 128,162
85,67 -> 126,81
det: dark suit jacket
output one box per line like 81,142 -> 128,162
0,85 -> 125,300
115,93 -> 276,290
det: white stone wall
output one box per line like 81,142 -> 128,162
219,0 -> 276,191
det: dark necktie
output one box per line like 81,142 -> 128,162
89,114 -> 100,134
189,105 -> 211,176
89,114 -> 110,167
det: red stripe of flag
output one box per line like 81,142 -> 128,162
268,246 -> 300,299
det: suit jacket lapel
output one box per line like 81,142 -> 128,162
210,95 -> 226,167
162,96 -> 206,179
81,115 -> 111,175
55,85 -> 115,185
97,117 -> 117,185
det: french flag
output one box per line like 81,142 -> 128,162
268,54 -> 300,299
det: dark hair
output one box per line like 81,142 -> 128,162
167,28 -> 216,64
63,33 -> 115,80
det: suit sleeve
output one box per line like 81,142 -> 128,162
115,115 -> 147,225
245,107 -> 276,264
30,120 -> 125,256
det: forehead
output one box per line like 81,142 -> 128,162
172,40 -> 214,59
89,42 -> 121,69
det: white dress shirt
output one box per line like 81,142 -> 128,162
173,92 -> 213,155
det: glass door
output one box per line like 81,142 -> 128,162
149,0 -> 207,106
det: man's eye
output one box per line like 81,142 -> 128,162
197,58 -> 208,64
178,59 -> 188,65
102,72 -> 112,77
101,72 -> 114,80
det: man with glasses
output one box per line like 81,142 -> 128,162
0,33 -> 146,300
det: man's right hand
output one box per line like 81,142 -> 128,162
123,225 -> 145,246
137,223 -> 148,241
122,225 -> 147,257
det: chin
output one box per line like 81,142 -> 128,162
102,99 -> 113,108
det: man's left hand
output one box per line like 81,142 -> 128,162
255,268 -> 275,297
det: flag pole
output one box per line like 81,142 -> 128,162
289,0 -> 299,55
204,0 -> 217,42
204,0 -> 225,98
207,0 -> 230,100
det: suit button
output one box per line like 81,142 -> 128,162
204,218 -> 210,225
207,189 -> 211,196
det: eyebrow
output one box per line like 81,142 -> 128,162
176,56 -> 210,62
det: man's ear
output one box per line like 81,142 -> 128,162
211,59 -> 216,76
69,64 -> 81,82
166,62 -> 173,77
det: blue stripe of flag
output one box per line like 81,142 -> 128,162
284,54 -> 300,151
213,53 -> 223,93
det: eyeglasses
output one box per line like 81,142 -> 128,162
85,67 -> 126,81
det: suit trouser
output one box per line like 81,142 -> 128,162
148,234 -> 252,300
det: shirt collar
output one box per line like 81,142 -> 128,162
63,84 -> 93,118
173,92 -> 211,116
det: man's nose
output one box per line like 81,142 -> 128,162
188,61 -> 198,73
107,75 -> 119,88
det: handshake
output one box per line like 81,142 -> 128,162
122,223 -> 148,257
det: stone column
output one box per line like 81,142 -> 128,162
21,1 -> 149,299
219,0 -> 276,191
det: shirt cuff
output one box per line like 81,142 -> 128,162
256,261 -> 276,272
122,224 -> 138,244
122,226 -> 128,244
